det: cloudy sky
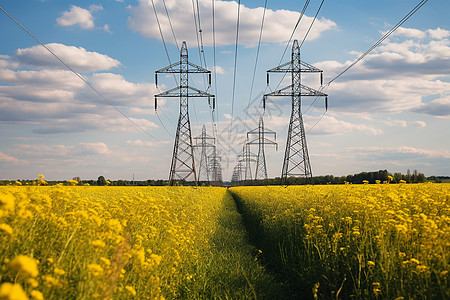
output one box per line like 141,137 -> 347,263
0,0 -> 449,181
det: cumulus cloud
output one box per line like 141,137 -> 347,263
314,27 -> 450,116
127,0 -> 336,47
0,152 -> 28,164
0,46 -> 159,135
15,43 -> 121,72
56,5 -> 96,29
412,97 -> 450,117
346,146 -> 450,159
264,115 -> 383,136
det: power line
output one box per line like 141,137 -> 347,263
308,0 -> 429,132
278,0 -> 311,66
211,0 -> 219,125
328,0 -> 429,85
161,0 -> 180,52
246,0 -> 268,125
0,5 -> 160,142
299,0 -> 325,48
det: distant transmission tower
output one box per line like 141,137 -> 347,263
264,40 -> 327,184
231,161 -> 245,186
193,125 -> 215,184
208,146 -> 222,186
247,116 -> 277,181
155,41 -> 214,185
238,143 -> 257,183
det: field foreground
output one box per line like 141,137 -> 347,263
0,183 -> 449,299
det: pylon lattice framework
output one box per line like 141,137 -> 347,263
155,41 -> 214,185
238,143 -> 257,182
264,39 -> 327,184
208,146 -> 222,186
193,125 -> 215,184
247,116 -> 277,181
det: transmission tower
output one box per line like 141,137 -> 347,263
238,143 -> 257,184
208,147 -> 222,186
193,125 -> 215,184
264,39 -> 327,184
247,116 -> 277,181
231,161 -> 245,186
155,41 -> 214,185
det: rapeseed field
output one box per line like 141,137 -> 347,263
1,182 -> 449,299
230,183 -> 450,299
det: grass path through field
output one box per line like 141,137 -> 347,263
188,189 -> 286,299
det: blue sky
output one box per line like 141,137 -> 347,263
0,0 -> 449,181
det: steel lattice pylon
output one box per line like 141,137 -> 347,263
193,125 -> 215,184
247,116 -> 277,181
238,143 -> 257,183
155,41 -> 214,185
264,40 -> 327,185
208,146 -> 222,186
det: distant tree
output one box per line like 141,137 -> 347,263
406,169 -> 412,183
97,176 -> 106,186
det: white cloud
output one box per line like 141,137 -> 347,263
411,120 -> 426,128
56,5 -> 95,29
223,113 -> 233,119
127,0 -> 336,47
383,119 -> 407,127
264,115 -> 383,136
214,66 -> 226,75
0,152 -> 28,164
314,27 -> 450,116
305,115 -> 383,136
412,96 -> 450,117
103,24 -> 112,33
347,146 -> 450,159
78,142 -> 111,155
126,139 -> 166,147
391,27 -> 427,39
427,27 -> 450,40
15,43 -> 121,72
89,5 -> 104,12
0,48 -> 160,135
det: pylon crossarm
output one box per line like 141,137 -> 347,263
300,61 -> 323,73
267,61 -> 323,73
267,61 -> 291,72
155,86 -> 215,98
264,84 -> 327,97
156,61 -> 211,74
187,61 -> 211,73
155,61 -> 182,73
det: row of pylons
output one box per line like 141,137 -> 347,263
155,40 -> 327,186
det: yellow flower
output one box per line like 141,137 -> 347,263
8,255 -> 39,278
150,254 -> 162,266
27,278 -> 39,288
54,267 -> 66,276
125,285 -> 137,296
87,264 -> 104,277
42,275 -> 58,287
0,283 -> 28,300
99,257 -> 111,267
30,290 -> 43,300
0,224 -> 13,235
367,261 -> 375,267
38,174 -> 44,179
92,240 -> 106,248
0,194 -> 15,212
